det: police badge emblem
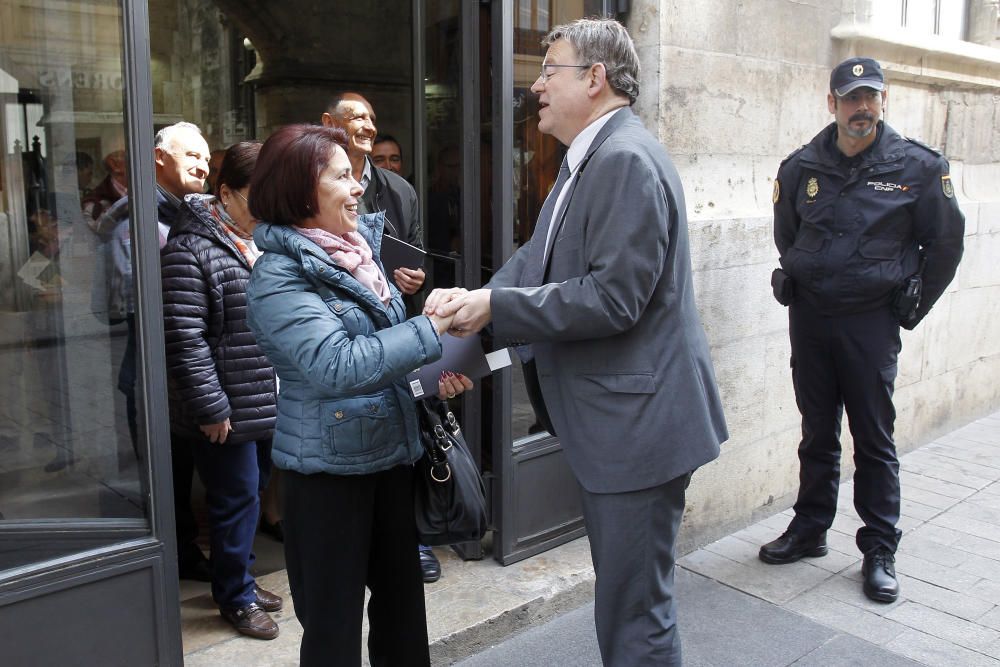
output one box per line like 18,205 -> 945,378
852,64 -> 864,76
806,177 -> 819,198
772,179 -> 780,204
941,174 -> 954,198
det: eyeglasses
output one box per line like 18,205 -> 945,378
538,63 -> 590,83
234,190 -> 249,203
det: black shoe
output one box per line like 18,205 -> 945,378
419,548 -> 441,583
862,547 -> 899,603
759,531 -> 828,564
220,602 -> 279,640
178,551 -> 212,582
259,517 -> 284,543
255,585 -> 283,612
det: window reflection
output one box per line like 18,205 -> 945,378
509,0 -> 602,441
0,0 -> 148,573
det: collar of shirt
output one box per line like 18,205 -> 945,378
360,156 -> 373,194
156,183 -> 182,210
565,107 -> 622,174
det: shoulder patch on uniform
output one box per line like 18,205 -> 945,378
941,174 -> 954,199
779,144 -> 807,166
904,136 -> 942,156
772,179 -> 781,204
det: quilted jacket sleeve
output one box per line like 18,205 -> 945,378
161,238 -> 231,424
247,255 -> 443,399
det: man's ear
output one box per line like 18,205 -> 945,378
587,62 -> 608,99
154,147 -> 167,168
827,92 -> 837,115
320,112 -> 334,128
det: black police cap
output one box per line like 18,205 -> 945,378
830,57 -> 884,97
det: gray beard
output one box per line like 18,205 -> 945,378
843,121 -> 876,139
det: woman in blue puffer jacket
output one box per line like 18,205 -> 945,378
245,124 -> 470,667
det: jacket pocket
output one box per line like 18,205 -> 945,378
791,225 -> 825,253
580,372 -> 656,394
322,297 -> 374,337
320,394 -> 391,458
858,236 -> 902,260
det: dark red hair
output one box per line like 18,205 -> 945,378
248,124 -> 349,226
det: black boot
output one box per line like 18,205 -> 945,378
759,531 -> 828,564
862,546 -> 899,602
419,548 -> 441,583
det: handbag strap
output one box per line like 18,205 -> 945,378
417,400 -> 452,482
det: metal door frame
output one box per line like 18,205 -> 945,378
0,0 -> 181,661
488,0 -> 625,565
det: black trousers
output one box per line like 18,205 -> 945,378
169,433 -> 201,565
787,300 -> 903,554
283,465 -> 429,667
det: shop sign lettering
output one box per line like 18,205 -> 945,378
38,70 -> 123,91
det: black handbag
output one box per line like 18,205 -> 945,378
413,398 -> 488,546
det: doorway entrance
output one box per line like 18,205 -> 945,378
0,0 -> 618,661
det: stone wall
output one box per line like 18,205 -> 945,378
627,0 -> 1000,551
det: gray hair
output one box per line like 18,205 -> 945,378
154,121 -> 203,150
543,18 -> 640,105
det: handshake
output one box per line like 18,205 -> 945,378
423,288 -> 493,338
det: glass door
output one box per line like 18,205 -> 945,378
488,0 -> 611,565
0,0 -> 179,662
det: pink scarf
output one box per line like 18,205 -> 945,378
294,226 -> 391,305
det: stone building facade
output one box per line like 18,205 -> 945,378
624,0 -> 1000,547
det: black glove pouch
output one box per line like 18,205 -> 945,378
771,268 -> 794,306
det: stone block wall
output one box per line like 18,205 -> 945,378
627,0 -> 1000,551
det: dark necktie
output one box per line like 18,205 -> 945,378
516,158 -> 570,364
522,158 -> 571,289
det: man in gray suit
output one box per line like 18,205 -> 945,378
425,17 -> 728,667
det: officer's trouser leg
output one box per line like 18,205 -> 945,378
788,302 -> 843,538
835,308 -> 903,554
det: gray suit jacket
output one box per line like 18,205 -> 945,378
488,108 -> 727,494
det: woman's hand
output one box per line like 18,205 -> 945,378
438,372 -> 474,400
200,418 -> 232,444
428,312 -> 454,337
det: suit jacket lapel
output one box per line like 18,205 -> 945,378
539,107 -> 632,281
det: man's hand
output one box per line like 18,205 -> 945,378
393,267 -> 425,295
424,287 -> 468,314
200,418 -> 232,444
440,289 -> 492,337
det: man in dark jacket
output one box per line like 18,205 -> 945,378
106,121 -> 213,582
760,58 -> 965,603
321,93 -> 425,297
321,93 -> 443,582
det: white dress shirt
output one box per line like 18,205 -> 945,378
543,108 -> 621,262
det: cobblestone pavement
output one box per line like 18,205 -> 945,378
677,409 -> 1000,666
185,410 -> 1000,666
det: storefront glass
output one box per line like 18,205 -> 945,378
509,0 -> 603,441
0,0 -> 148,573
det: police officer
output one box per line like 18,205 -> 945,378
759,57 -> 964,603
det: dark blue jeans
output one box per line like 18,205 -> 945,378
189,436 -> 272,609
